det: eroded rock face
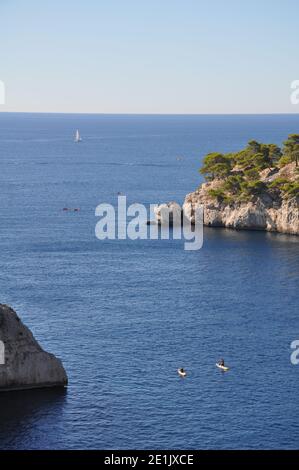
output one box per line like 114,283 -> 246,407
153,201 -> 182,225
182,181 -> 299,235
0,304 -> 68,391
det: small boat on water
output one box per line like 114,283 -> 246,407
177,368 -> 187,378
216,363 -> 229,372
62,207 -> 80,212
74,129 -> 82,143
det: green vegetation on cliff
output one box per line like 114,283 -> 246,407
200,134 -> 299,202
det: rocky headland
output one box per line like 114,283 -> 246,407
183,161 -> 299,234
156,136 -> 299,235
0,304 -> 68,391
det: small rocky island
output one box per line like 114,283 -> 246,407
158,135 -> 299,235
0,304 -> 68,391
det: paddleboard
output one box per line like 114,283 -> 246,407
216,363 -> 229,371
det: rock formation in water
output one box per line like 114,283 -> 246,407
153,201 -> 182,225
0,304 -> 68,391
154,136 -> 299,235
183,162 -> 299,235
146,201 -> 183,226
181,137 -> 299,235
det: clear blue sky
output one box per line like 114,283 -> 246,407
0,0 -> 298,114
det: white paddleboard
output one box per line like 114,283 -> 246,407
216,363 -> 229,371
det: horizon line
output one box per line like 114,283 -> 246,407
0,111 -> 299,117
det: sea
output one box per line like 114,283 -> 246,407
0,113 -> 298,449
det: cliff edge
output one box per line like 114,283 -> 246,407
0,304 -> 68,391
183,137 -> 299,235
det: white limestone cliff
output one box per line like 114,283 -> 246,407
0,304 -> 68,391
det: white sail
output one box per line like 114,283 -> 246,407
74,129 -> 82,142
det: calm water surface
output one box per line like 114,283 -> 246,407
0,113 -> 298,449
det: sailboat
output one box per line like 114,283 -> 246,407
74,129 -> 82,143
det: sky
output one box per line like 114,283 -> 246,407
0,0 -> 299,114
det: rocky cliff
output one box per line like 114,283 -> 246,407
183,163 -> 299,235
0,304 -> 68,391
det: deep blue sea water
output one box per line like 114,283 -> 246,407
0,113 -> 298,450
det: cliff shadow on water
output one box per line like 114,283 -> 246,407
0,388 -> 67,449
